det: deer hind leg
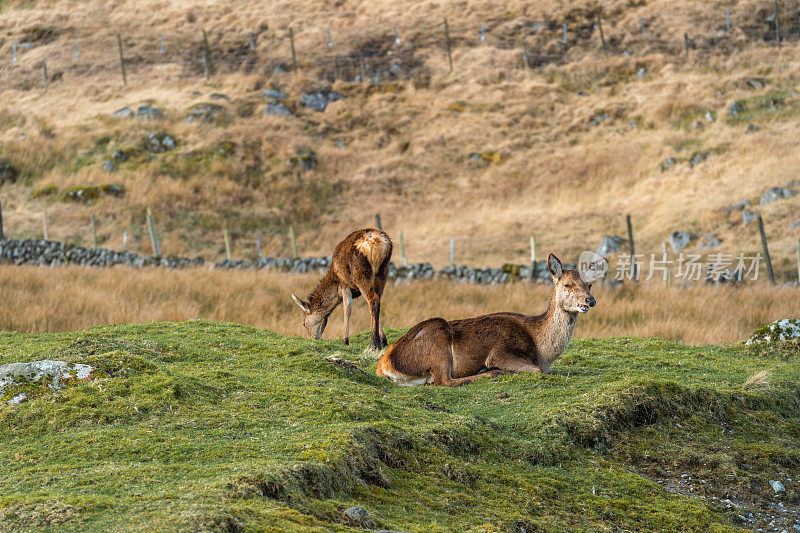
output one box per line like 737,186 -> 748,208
379,316 -> 388,348
340,287 -> 353,345
359,286 -> 383,351
427,337 -> 508,387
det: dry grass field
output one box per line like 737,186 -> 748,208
0,264 -> 794,344
0,0 -> 799,272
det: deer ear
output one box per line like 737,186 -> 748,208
291,294 -> 310,313
548,253 -> 563,282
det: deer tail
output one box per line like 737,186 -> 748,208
356,231 -> 392,275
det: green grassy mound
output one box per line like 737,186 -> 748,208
1,322 -> 798,532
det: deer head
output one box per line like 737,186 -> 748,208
291,294 -> 328,339
548,253 -> 596,314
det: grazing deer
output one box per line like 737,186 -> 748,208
292,228 -> 392,350
376,253 -> 597,386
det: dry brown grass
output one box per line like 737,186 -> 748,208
1,1 -> 800,274
1,264 -> 795,345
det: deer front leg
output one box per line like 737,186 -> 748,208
485,350 -> 542,374
362,289 -> 382,351
379,316 -> 387,348
341,287 -> 353,345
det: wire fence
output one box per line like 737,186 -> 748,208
4,3 -> 800,89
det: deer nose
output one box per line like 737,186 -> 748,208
586,296 -> 596,307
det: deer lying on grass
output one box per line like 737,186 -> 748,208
292,228 -> 392,350
376,253 -> 596,386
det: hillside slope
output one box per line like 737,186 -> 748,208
1,321 -> 799,531
0,0 -> 800,273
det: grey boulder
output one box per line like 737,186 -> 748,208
135,105 -> 164,120
760,187 -> 796,206
669,231 -> 694,253
596,236 -> 627,257
264,100 -> 291,116
112,106 -> 134,118
300,88 -> 344,111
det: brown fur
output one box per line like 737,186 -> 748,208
292,228 -> 392,349
376,253 -> 595,386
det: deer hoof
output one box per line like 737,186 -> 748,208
342,338 -> 349,346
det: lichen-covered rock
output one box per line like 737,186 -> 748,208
112,107 -> 134,118
596,236 -> 626,257
723,200 -> 751,215
135,105 -> 164,120
729,100 -> 745,116
746,319 -> 800,345
184,103 -> 228,124
660,157 -> 677,172
263,100 -> 291,116
262,89 -> 287,100
343,506 -> 371,527
143,132 -> 177,153
1,360 -> 94,403
669,231 -> 694,253
288,147 -> 317,170
300,88 -> 344,111
760,187 -> 796,206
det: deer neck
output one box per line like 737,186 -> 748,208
308,274 -> 341,318
533,294 -> 578,368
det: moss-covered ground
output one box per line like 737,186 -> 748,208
1,321 -> 798,532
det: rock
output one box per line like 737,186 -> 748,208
693,120 -> 704,130
209,93 -> 229,100
263,100 -> 291,116
636,67 -> 646,79
746,319 -> 800,345
101,160 -> 118,173
0,160 -> 19,186
184,103 -> 227,124
111,149 -> 128,162
135,105 -> 164,120
596,236 -> 626,257
689,151 -> 711,167
300,88 -> 344,112
7,392 -> 27,404
746,78 -> 766,89
112,106 -> 134,118
745,123 -> 760,134
589,111 -> 609,126
343,506 -> 371,527
262,89 -> 287,99
742,210 -> 758,226
769,480 -> 786,493
761,187 -> 797,205
786,179 -> 800,187
790,220 -> 800,229
723,200 -> 751,215
288,147 -> 317,170
143,132 -> 177,153
1,360 -> 94,401
669,231 -> 694,253
660,157 -> 678,172
729,100 -> 745,117
700,235 -> 722,249
705,111 -> 715,123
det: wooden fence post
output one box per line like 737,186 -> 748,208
530,235 -> 536,280
562,23 -> 568,47
288,225 -> 298,258
626,214 -> 637,281
359,50 -> 367,81
374,213 -> 383,230
90,214 -> 97,247
42,62 -> 48,91
480,22 -> 485,43
256,233 -> 262,258
684,33 -> 690,58
598,18 -> 607,54
725,8 -> 731,32
12,43 -> 16,65
444,18 -> 453,73
522,43 -> 530,69
796,238 -> 800,286
399,231 -> 407,266
146,208 -> 161,258
116,34 -> 127,85
640,16 -> 646,36
250,32 -> 256,51
160,34 -> 164,54
449,238 -> 455,265
0,200 -> 4,239
122,229 -> 127,251
756,213 -> 775,284
774,0 -> 782,48
74,40 -> 78,60
223,228 -> 232,260
42,211 -> 48,240
288,27 -> 298,71
202,29 -> 212,79
394,26 -> 400,45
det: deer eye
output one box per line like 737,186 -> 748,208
564,283 -> 573,289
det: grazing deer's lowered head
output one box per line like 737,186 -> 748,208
376,252 -> 598,386
291,228 -> 392,349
